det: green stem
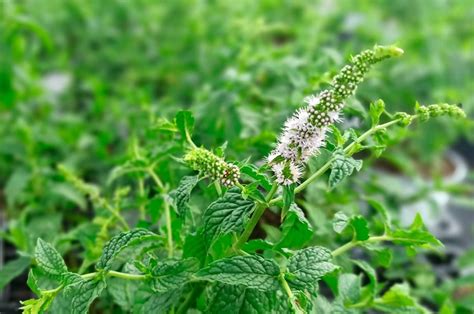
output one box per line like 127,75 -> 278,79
138,178 -> 146,220
233,202 -> 267,250
164,201 -> 174,258
343,118 -> 401,155
185,129 -> 197,149
266,182 -> 278,202
279,274 -> 303,314
332,235 -> 391,257
108,270 -> 147,280
148,168 -> 165,191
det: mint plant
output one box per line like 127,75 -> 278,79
19,45 -> 466,314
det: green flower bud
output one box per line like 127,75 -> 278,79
184,147 -> 240,187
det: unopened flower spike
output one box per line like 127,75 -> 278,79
184,147 -> 240,187
268,45 -> 404,185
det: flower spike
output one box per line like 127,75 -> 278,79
268,45 -> 403,185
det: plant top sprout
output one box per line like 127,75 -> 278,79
10,44 -> 468,314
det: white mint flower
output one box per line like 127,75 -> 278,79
267,45 -> 404,185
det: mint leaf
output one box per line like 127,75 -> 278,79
332,212 -> 369,241
366,198 -> 392,230
175,110 -> 195,140
106,264 -> 141,312
369,99 -> 385,127
338,273 -> 361,305
374,283 -> 427,314
202,188 -> 254,245
240,164 -> 272,190
169,175 -> 198,216
62,278 -> 106,314
107,277 -> 140,312
151,258 -> 199,292
196,255 -> 280,291
134,286 -> 182,313
353,259 -> 377,299
389,214 -> 442,249
96,228 -> 158,270
276,204 -> 313,249
0,256 -> 30,291
287,246 -> 337,290
333,212 -> 350,233
329,150 -> 362,188
35,238 -> 68,278
207,283 -> 290,313
351,216 -> 369,241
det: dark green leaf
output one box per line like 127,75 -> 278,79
151,258 -> 199,292
282,184 -> 295,218
329,150 -> 362,188
96,229 -> 159,270
287,246 -> 337,290
240,165 -> 272,191
206,283 -> 290,313
62,278 -> 107,314
202,188 -> 254,245
175,110 -> 195,140
0,256 -> 30,291
169,175 -> 198,216
277,204 -> 313,249
196,255 -> 280,291
133,286 -> 182,314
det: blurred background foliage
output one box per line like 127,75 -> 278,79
0,0 -> 473,311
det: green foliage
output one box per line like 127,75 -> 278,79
1,5 -> 471,311
286,246 -> 337,290
196,255 -> 280,291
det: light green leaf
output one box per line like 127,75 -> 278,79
352,260 -> 377,298
196,255 -> 280,291
369,99 -> 385,127
169,175 -> 198,216
338,273 -> 361,305
389,214 -> 442,249
107,277 -> 140,312
175,110 -> 195,140
287,246 -> 337,290
276,204 -> 313,249
202,188 -> 254,245
96,229 -> 159,270
0,256 -> 30,291
151,258 -> 199,292
35,239 -> 68,278
332,212 -> 369,241
329,150 -> 362,188
374,283 -> 428,314
366,198 -> 392,229
207,283 -> 289,313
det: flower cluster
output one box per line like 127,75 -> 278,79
184,147 -> 240,187
268,45 -> 404,185
416,103 -> 466,121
